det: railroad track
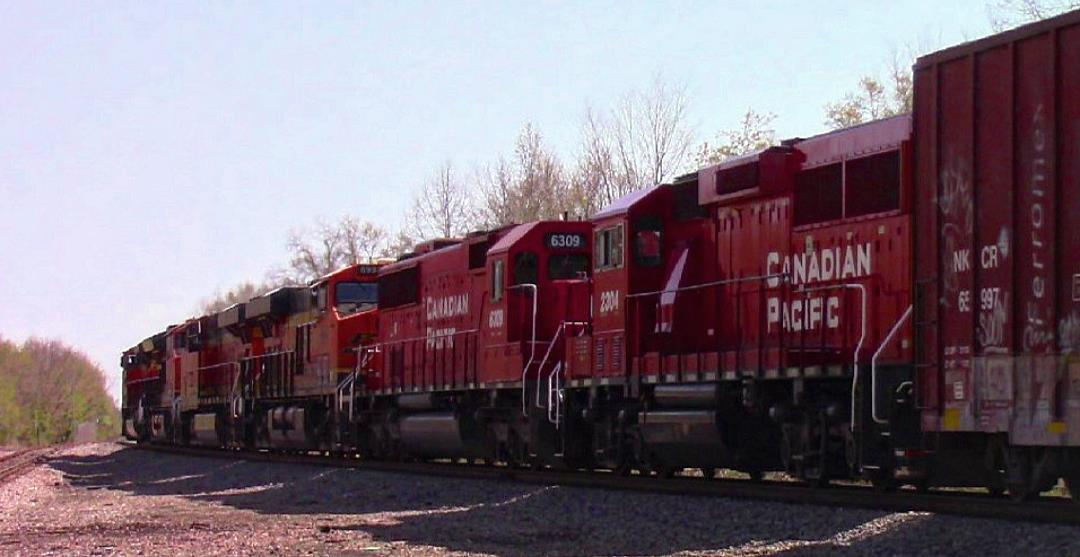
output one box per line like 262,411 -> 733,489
0,448 -> 54,484
122,441 -> 1080,526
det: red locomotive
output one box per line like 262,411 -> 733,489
122,10 -> 1080,501
123,263 -> 382,451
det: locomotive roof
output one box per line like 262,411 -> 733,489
486,220 -> 590,255
312,263 -> 380,285
380,233 -> 481,273
592,184 -> 663,220
793,114 -> 910,167
487,222 -> 540,255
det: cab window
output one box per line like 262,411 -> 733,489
315,284 -> 328,311
548,254 -> 589,280
491,260 -> 505,301
335,281 -> 378,315
633,217 -> 663,267
513,252 -> 538,285
594,224 -> 624,271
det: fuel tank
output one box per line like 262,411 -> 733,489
653,384 -> 717,408
399,412 -> 485,458
640,410 -> 733,468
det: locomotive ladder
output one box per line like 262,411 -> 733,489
532,320 -> 589,427
336,347 -> 374,424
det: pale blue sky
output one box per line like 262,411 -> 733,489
0,1 -> 994,402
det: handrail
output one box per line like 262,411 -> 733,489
336,369 -> 360,424
239,349 -> 295,363
511,284 -> 539,418
625,272 -> 788,299
234,350 -> 297,400
359,329 -> 480,393
229,365 -> 244,418
195,362 -> 240,373
336,371 -> 355,413
360,328 -> 480,350
533,321 -> 589,414
871,305 -> 913,425
547,362 -> 563,425
798,283 -> 867,433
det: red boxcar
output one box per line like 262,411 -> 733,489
910,9 -> 1080,496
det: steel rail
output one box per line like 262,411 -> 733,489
121,441 -> 1080,526
0,447 -> 54,484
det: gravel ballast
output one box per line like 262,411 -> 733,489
0,443 -> 1077,556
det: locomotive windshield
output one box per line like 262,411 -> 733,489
336,282 -> 378,314
548,254 -> 589,280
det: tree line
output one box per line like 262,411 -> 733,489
200,2 -> 1068,313
0,337 -> 118,446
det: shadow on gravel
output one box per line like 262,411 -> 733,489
48,446 -> 952,557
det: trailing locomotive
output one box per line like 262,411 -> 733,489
122,10 -> 1080,501
123,263 -> 381,451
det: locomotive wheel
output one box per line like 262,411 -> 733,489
505,431 -> 526,468
983,437 -> 1008,497
801,413 -> 831,487
869,469 -> 898,493
1001,447 -> 1044,502
656,465 -> 677,479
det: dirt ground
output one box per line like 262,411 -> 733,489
1,443 -> 1079,557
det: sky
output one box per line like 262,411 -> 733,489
0,1 -> 997,403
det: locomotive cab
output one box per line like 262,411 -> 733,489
120,335 -> 164,442
483,222 -> 593,384
309,263 -> 382,381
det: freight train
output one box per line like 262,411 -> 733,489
122,12 -> 1080,501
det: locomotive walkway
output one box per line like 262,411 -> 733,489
125,441 -> 1080,526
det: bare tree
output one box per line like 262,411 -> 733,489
569,108 -> 621,217
824,55 -> 913,130
572,76 -> 694,215
829,3 -> 1074,131
383,229 -> 418,260
988,0 -> 1079,30
694,109 -> 777,167
279,216 -> 390,284
406,162 -> 476,240
339,216 -> 389,264
479,124 -> 571,227
285,219 -> 342,282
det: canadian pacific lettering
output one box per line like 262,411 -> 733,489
765,241 -> 872,332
